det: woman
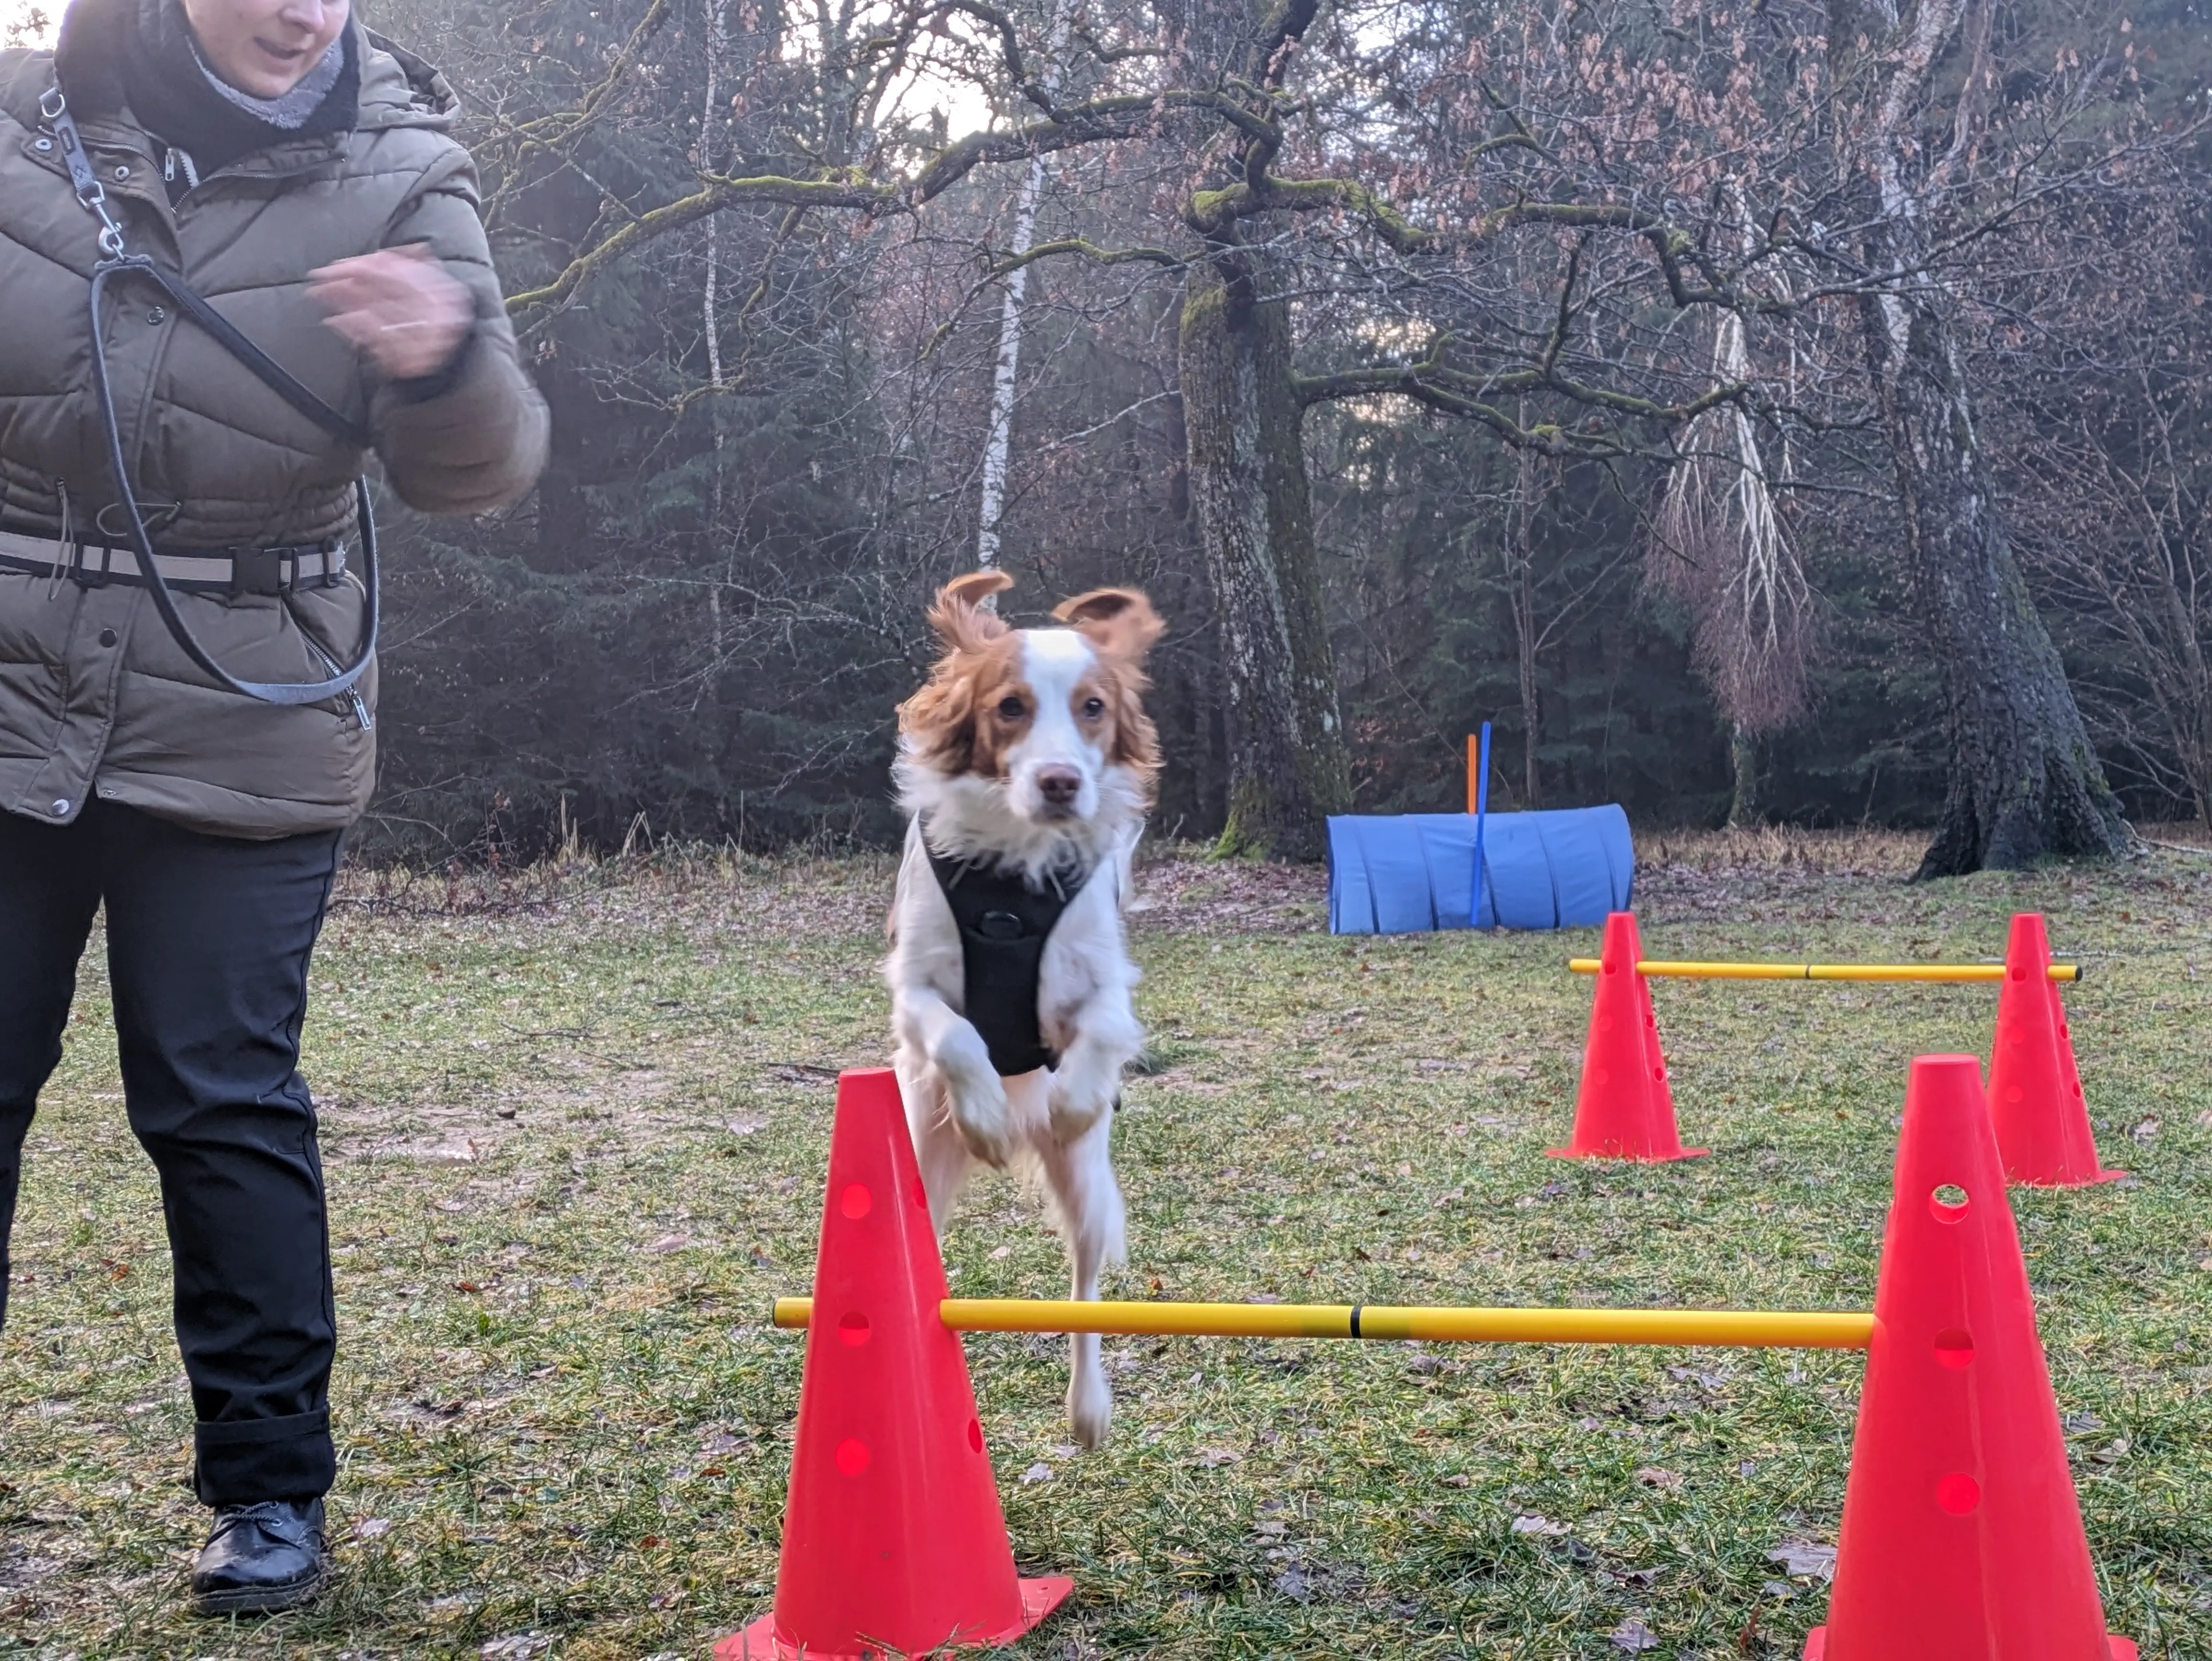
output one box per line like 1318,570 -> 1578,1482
0,0 -> 547,1616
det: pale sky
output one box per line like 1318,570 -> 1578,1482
2,0 -> 57,47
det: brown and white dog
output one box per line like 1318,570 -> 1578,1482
885,569 -> 1162,1448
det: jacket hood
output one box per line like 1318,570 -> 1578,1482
357,29 -> 459,132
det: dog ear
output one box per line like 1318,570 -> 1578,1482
898,664 -> 977,770
929,570 -> 1015,651
1054,587 -> 1164,661
1104,660 -> 1162,784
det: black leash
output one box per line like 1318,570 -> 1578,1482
41,82 -> 379,708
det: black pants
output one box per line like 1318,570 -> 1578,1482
0,802 -> 341,1504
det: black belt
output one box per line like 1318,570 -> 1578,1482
0,528 -> 347,597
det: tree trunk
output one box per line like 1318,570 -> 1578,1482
1857,245 -> 2130,877
1726,721 -> 1759,828
1514,569 -> 1541,809
972,158 -> 1040,570
701,0 -> 727,665
973,0 -> 1072,569
1177,246 -> 1351,859
2189,704 -> 2212,831
1507,441 -> 1542,808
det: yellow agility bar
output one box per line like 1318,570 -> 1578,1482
772,1297 -> 1872,1350
1566,958 -> 2079,983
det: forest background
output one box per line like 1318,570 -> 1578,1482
8,0 -> 2211,871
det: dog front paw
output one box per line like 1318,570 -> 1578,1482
946,1075 -> 1014,1167
930,1025 -> 1013,1165
1047,1063 -> 1117,1144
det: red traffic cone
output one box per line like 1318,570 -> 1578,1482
1988,913 -> 2122,1187
1550,912 -> 1705,1162
1803,1054 -> 2135,1660
719,1069 -> 1070,1659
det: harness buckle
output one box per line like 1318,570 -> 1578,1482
231,547 -> 288,598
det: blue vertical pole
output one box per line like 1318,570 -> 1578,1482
1469,720 -> 1492,927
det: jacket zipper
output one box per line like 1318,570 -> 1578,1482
299,624 -> 373,732
161,145 -> 201,193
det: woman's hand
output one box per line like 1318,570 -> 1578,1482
308,245 -> 473,382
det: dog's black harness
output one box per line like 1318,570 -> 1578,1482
925,833 -> 1093,1078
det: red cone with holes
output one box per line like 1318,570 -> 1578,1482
1550,911 -> 1705,1161
1988,913 -> 2122,1187
1803,1054 -> 2135,1660
718,1069 -> 1070,1660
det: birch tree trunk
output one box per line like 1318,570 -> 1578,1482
701,0 -> 726,661
973,158 -> 1044,571
974,0 -> 1072,570
1177,246 -> 1350,859
1508,440 -> 1543,808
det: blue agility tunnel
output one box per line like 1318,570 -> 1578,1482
1326,805 -> 1635,934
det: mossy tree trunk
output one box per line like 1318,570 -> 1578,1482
1177,245 -> 1350,860
1827,0 -> 2130,876
1725,722 -> 1760,829
1856,232 -> 2130,876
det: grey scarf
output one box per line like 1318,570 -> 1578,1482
190,32 -> 346,130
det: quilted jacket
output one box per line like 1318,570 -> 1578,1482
0,21 -> 548,838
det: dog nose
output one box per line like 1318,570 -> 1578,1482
1037,765 -> 1082,807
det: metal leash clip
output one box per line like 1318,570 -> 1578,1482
40,84 -> 127,258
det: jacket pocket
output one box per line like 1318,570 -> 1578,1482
288,574 -> 376,728
107,586 -> 376,821
123,578 -> 367,704
0,571 -> 70,761
0,568 -> 70,670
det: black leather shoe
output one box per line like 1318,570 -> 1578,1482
191,1497 -> 328,1615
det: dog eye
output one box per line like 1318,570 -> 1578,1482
1081,697 -> 1106,719
996,696 -> 1026,720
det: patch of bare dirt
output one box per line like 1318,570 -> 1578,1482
1129,847 -> 1328,936
321,1084 -> 727,1164
332,841 -> 1341,941
331,848 -> 900,945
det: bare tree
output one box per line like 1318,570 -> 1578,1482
391,0 -> 2191,865
2021,389 -> 2212,825
1989,158 -> 2212,827
1650,195 -> 1813,826
1809,0 -> 2132,872
476,0 -> 1763,856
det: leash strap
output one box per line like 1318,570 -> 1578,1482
122,255 -> 372,450
41,83 -> 379,707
